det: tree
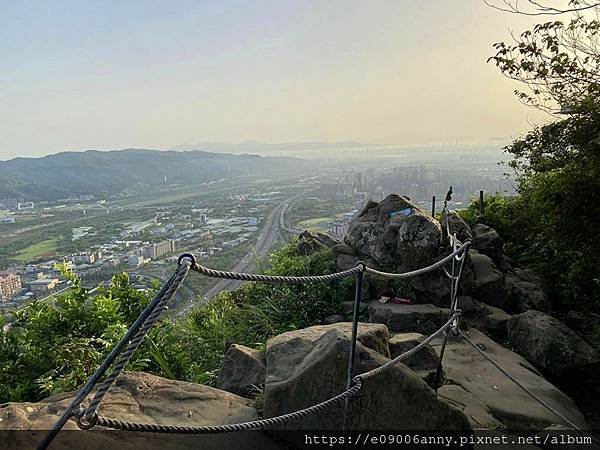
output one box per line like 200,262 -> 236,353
482,0 -> 600,314
484,0 -> 600,16
0,269 -> 151,402
488,1 -> 600,114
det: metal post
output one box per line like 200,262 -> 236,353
346,270 -> 363,390
431,195 -> 436,217
479,190 -> 484,217
37,265 -> 184,450
435,247 -> 456,393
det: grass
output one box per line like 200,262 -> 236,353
296,217 -> 331,233
297,217 -> 330,226
11,238 -> 59,262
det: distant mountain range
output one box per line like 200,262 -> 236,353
170,140 -> 377,154
0,148 -> 300,201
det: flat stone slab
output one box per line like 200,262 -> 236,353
0,372 -> 280,449
264,323 -> 470,430
367,300 -> 452,333
389,332 -> 439,371
434,329 -> 587,430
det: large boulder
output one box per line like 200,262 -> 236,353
472,223 -> 504,263
265,322 -> 390,361
263,323 -> 471,430
345,194 -> 442,268
512,267 -> 547,287
468,251 -> 511,311
507,311 -> 600,378
217,344 -> 266,397
0,372 -> 275,449
297,230 -> 339,256
436,329 -> 587,430
367,301 -> 452,334
389,333 -> 439,371
505,274 -> 551,313
482,303 -> 512,342
440,210 -> 473,244
343,195 -> 453,303
455,295 -> 479,316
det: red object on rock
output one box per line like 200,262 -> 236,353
391,297 -> 413,305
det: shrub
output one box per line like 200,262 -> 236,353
0,239 -> 349,401
0,270 -> 151,402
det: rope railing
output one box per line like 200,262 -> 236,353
459,331 -> 583,431
39,239 -> 474,449
38,230 -> 584,447
92,313 -> 462,434
364,241 -> 471,279
192,261 -> 364,284
95,379 -> 363,434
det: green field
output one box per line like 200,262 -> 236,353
296,217 -> 330,232
11,239 -> 59,262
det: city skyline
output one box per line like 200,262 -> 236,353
1,0 -> 551,160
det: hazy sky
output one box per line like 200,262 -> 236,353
1,0 -> 551,160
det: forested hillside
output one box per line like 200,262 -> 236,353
0,149 -> 299,200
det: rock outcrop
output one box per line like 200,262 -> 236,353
217,344 -> 266,397
367,300 -> 451,334
0,372 -> 276,449
389,332 -> 439,371
345,195 -> 442,269
336,194 -> 555,315
263,322 -> 471,430
441,210 -> 473,244
343,194 -> 451,303
507,310 -> 600,378
468,251 -> 510,311
481,303 -> 512,342
436,329 -> 588,430
471,223 -> 504,263
505,273 -> 551,313
297,230 -> 340,256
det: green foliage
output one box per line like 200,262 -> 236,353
0,239 -> 347,401
481,7 -> 600,317
460,194 -> 521,246
0,270 -> 151,402
145,239 -> 351,386
464,178 -> 600,315
489,12 -> 600,114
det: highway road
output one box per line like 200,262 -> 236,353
179,190 -> 313,315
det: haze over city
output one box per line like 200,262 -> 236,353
2,0 -> 600,444
1,0 -> 550,160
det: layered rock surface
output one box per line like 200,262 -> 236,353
0,372 -> 276,449
367,300 -> 451,334
217,344 -> 266,397
507,310 -> 600,377
435,329 -> 588,430
263,322 -> 471,430
342,194 -> 450,303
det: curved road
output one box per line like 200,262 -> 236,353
179,190 -> 312,315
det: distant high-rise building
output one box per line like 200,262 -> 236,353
199,209 -> 208,225
355,171 -> 364,192
128,255 -> 146,267
0,272 -> 21,300
29,278 -> 58,297
136,240 -> 176,260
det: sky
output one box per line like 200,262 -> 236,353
0,0 -> 553,160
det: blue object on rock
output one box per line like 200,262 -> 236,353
389,208 -> 413,218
